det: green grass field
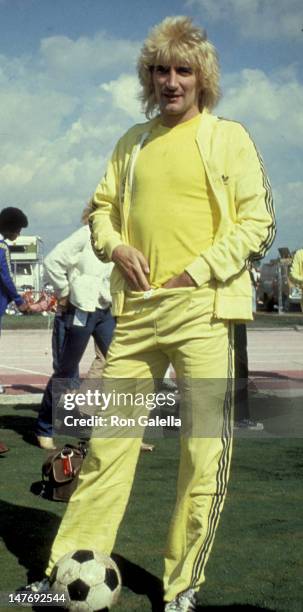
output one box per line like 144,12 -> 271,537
0,402 -> 303,611
1,310 -> 303,330
1,314 -> 55,330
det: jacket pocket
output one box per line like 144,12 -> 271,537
110,265 -> 126,295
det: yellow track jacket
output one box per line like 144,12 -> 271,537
90,110 -> 276,321
290,250 -> 303,285
290,249 -> 303,311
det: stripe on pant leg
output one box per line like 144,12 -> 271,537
191,323 -> 234,588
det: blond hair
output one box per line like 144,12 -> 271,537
81,197 -> 94,225
137,16 -> 221,118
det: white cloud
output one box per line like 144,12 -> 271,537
39,33 -> 140,89
218,66 -> 303,155
0,25 -> 302,258
216,65 -> 303,256
0,34 -> 145,252
0,87 -> 77,155
272,182 -> 303,251
102,74 -> 142,120
185,0 -> 303,40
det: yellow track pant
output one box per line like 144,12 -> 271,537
47,285 -> 234,602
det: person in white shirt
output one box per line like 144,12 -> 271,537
35,203 -> 115,449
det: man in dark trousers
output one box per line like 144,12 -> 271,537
0,206 -> 29,450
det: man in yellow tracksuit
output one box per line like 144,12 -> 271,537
290,250 -> 303,311
26,16 -> 275,612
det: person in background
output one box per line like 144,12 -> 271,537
0,206 -> 29,449
289,249 -> 303,311
234,324 -> 264,431
250,264 -> 260,313
35,202 -> 115,450
234,263 -> 263,431
234,263 -> 264,431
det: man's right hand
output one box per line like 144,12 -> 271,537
112,245 -> 151,291
57,296 -> 69,311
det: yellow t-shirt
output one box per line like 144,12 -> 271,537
129,114 -> 219,288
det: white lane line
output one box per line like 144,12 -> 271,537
0,364 -> 49,376
0,349 -> 51,353
250,360 -> 303,364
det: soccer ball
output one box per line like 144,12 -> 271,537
49,549 -> 122,611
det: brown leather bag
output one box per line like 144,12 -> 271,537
0,441 -> 9,454
42,442 -> 87,502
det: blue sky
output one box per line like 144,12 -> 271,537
0,0 -> 302,257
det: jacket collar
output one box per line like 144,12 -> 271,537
196,109 -> 218,159
141,109 -> 217,157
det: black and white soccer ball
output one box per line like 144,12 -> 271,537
49,549 -> 122,611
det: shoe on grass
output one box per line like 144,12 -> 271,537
234,419 -> 264,431
140,442 -> 155,452
17,577 -> 50,593
36,435 -> 56,450
0,441 -> 9,453
164,588 -> 197,611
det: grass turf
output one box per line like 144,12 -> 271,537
1,314 -> 54,330
1,311 -> 303,331
0,403 -> 302,611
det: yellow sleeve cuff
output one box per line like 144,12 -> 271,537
93,236 -> 124,261
105,237 -> 125,260
185,257 -> 212,286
